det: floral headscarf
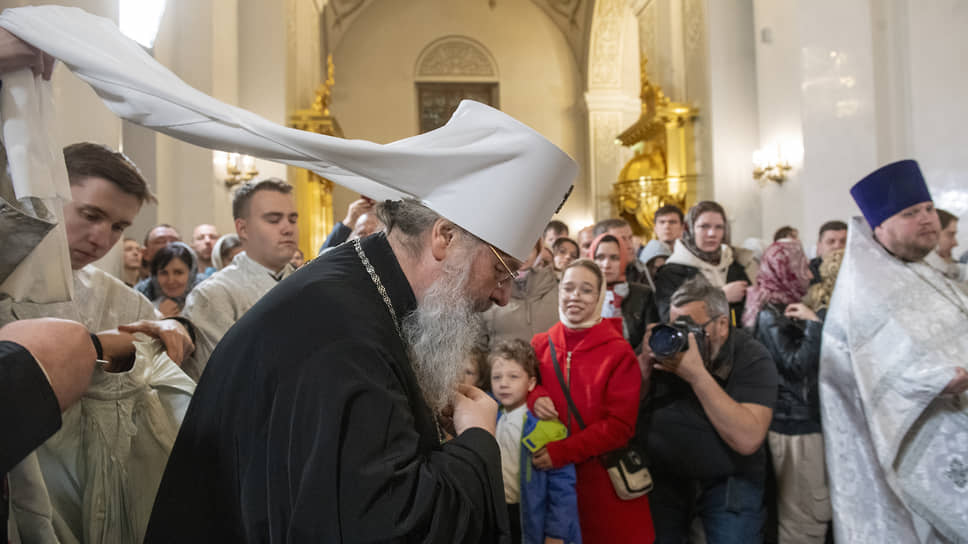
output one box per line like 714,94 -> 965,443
741,240 -> 811,328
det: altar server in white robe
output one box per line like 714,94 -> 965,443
180,178 -> 297,381
0,141 -> 195,544
820,159 -> 968,544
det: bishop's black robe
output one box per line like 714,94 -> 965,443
144,234 -> 509,543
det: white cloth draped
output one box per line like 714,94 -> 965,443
0,5 -> 576,264
819,217 -> 968,544
0,68 -> 72,303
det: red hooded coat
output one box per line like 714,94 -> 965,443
530,320 -> 654,544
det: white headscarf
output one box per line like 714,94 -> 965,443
557,263 -> 607,330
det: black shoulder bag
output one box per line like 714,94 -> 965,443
548,335 -> 653,500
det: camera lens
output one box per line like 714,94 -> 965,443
649,324 -> 687,359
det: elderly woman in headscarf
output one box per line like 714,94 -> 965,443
148,242 -> 201,318
744,240 -> 832,543
529,259 -> 655,544
653,201 -> 758,323
588,232 -> 658,352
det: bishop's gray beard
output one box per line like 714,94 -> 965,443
402,244 -> 486,413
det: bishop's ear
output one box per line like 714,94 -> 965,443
429,219 -> 459,262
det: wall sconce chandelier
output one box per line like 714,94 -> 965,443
214,151 -> 259,188
752,141 -> 802,183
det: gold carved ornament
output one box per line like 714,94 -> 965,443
612,55 -> 699,240
288,54 -> 343,260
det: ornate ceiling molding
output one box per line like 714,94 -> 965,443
527,0 -> 594,69
414,36 -> 498,80
588,0 -> 625,89
321,0 -> 376,55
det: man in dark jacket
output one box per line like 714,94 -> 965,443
808,221 -> 846,285
642,276 -> 778,543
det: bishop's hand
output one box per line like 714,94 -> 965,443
453,383 -> 497,436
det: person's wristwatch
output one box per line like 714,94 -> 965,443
89,333 -> 110,368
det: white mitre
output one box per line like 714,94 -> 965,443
0,5 -> 577,262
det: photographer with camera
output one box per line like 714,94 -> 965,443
641,276 -> 778,543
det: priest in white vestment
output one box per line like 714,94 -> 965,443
820,159 -> 968,544
180,178 -> 297,381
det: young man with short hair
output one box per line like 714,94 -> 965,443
652,204 -> 684,251
180,178 -> 299,380
808,220 -> 847,284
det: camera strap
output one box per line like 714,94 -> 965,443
548,335 -> 586,430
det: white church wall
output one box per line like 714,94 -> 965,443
797,0 -> 879,249
704,0 -> 761,243
152,0 -> 224,244
752,0 -> 805,244
904,0 -> 968,253
329,0 -> 586,235
749,0 -> 967,255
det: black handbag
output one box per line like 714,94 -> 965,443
547,336 -> 652,500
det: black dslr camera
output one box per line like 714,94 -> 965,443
648,315 -> 709,366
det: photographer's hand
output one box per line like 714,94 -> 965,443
638,323 -> 659,385
660,333 -> 773,456
654,332 -> 708,386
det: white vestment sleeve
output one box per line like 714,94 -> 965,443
821,217 -> 968,544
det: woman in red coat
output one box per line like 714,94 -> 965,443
530,259 -> 655,543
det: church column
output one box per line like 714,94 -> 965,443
585,0 -> 642,222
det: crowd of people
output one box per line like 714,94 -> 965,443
2,18 -> 967,544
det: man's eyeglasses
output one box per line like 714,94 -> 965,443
488,245 -> 517,288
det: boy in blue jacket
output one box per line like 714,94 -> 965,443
490,339 -> 582,544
